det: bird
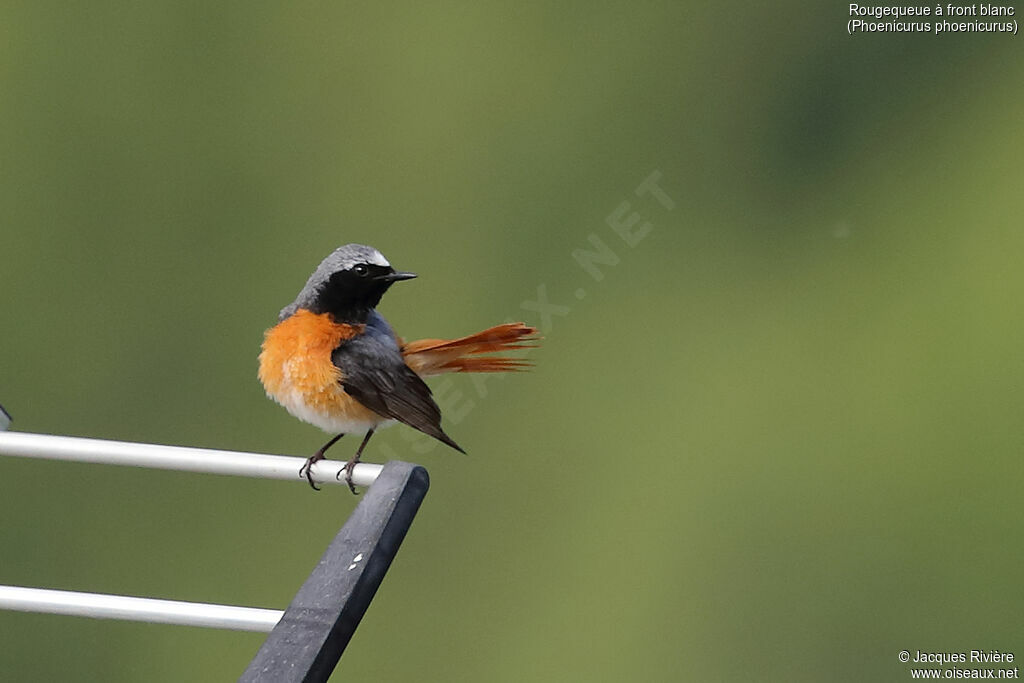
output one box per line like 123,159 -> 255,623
258,244 -> 538,492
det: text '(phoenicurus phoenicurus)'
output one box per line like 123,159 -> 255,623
258,244 -> 538,492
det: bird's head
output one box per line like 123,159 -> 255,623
280,244 -> 416,322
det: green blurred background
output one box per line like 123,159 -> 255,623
2,2 -> 1022,681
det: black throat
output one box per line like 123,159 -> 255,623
308,267 -> 395,324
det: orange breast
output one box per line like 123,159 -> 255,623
258,310 -> 381,431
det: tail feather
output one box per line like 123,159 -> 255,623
435,357 -> 534,373
402,322 -> 539,377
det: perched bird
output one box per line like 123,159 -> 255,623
258,244 -> 537,491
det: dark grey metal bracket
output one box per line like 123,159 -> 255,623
240,460 -> 429,683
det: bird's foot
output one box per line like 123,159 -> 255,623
337,457 -> 360,495
300,454 -> 325,491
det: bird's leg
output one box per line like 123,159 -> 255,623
300,433 -> 345,491
338,429 -> 375,495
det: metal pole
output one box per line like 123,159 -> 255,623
0,431 -> 383,488
0,586 -> 282,632
240,460 -> 429,683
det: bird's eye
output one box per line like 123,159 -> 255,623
353,264 -> 369,277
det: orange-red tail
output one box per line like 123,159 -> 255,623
401,322 -> 539,377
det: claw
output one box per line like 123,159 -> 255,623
335,429 -> 375,495
300,433 -> 345,492
338,458 -> 359,495
299,457 -> 322,491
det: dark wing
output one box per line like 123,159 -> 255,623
332,332 -> 464,453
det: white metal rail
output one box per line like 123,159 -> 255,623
0,430 -> 383,630
0,431 -> 383,487
0,586 -> 282,632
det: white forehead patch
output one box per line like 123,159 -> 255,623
332,244 -> 390,270
364,248 -> 390,267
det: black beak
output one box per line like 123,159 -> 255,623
375,270 -> 417,283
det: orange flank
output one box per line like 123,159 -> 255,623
401,322 -> 539,376
258,310 -> 379,427
259,315 -> 538,432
